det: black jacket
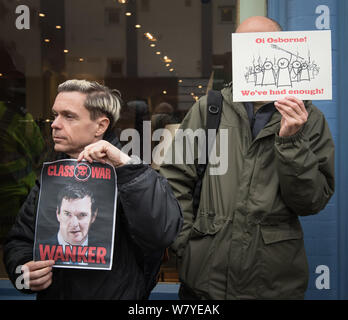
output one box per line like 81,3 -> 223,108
3,135 -> 183,299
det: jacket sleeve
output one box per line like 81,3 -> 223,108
116,163 -> 183,253
3,181 -> 39,293
159,100 -> 205,257
275,104 -> 335,216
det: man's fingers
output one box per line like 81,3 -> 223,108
25,260 -> 55,272
284,95 -> 304,107
275,100 -> 301,118
30,271 -> 53,287
95,150 -> 107,163
77,151 -> 84,162
276,96 -> 307,117
79,143 -> 109,163
275,103 -> 300,121
21,260 -> 55,292
29,265 -> 53,281
75,140 -> 126,167
274,104 -> 286,119
30,273 -> 53,292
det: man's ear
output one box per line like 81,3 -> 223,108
91,209 -> 98,224
95,117 -> 110,138
56,207 -> 60,222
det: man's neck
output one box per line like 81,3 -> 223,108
57,231 -> 88,247
253,101 -> 272,114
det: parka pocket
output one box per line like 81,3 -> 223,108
190,212 -> 224,238
259,222 -> 309,298
179,212 -> 224,298
260,223 -> 303,244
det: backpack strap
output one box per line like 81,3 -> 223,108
192,90 -> 223,218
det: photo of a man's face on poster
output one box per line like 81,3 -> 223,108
33,159 -> 117,270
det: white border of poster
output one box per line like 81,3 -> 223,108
33,159 -> 117,270
232,30 -> 332,102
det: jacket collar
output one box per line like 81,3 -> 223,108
221,85 -> 312,141
221,86 -> 281,139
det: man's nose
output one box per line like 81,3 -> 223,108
51,116 -> 61,129
70,215 -> 79,227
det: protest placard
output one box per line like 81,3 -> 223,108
232,30 -> 332,102
33,159 -> 117,270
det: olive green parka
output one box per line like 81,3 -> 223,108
159,86 -> 335,300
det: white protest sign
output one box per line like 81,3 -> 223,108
232,30 -> 332,102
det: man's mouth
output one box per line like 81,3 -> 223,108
70,230 -> 81,235
53,136 -> 65,141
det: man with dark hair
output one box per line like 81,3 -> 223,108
4,79 -> 183,299
55,184 -> 98,247
34,183 -> 102,267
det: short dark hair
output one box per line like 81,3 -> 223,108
57,183 -> 97,216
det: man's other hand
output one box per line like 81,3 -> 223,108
22,260 -> 55,291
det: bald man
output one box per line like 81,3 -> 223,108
236,15 -> 282,33
160,16 -> 335,300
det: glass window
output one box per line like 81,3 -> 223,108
105,8 -> 121,25
141,0 -> 150,12
0,0 -> 246,283
219,6 -> 234,23
185,0 -> 192,7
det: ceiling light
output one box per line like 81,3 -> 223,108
169,68 -> 174,72
125,12 -> 132,16
118,0 -> 127,3
150,44 -> 156,47
145,32 -> 157,42
135,24 -> 141,28
198,85 -> 202,89
39,13 -> 45,17
79,58 -> 84,62
44,38 -> 50,43
178,79 -> 183,83
145,32 -> 154,40
163,90 -> 167,94
0,73 -> 3,77
56,25 -> 62,29
166,63 -> 170,67
63,49 -> 69,53
156,51 -> 161,55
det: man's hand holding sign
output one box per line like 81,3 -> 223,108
77,140 -> 131,167
275,96 -> 308,137
22,260 -> 55,292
